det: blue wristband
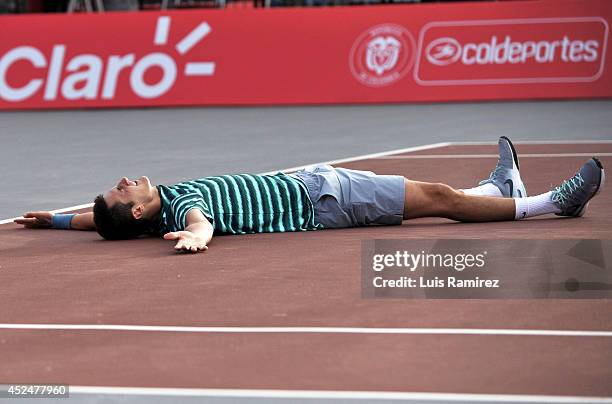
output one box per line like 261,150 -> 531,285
51,214 -> 76,229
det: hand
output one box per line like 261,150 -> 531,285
163,231 -> 209,253
14,211 -> 53,228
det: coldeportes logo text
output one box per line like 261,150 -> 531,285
426,35 -> 600,66
415,18 -> 608,85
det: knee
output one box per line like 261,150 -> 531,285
430,183 -> 461,208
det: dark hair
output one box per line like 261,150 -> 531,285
93,194 -> 154,240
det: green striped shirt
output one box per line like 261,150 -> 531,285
155,173 -> 320,235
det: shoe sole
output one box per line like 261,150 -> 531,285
576,158 -> 605,217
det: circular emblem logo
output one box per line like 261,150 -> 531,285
349,24 -> 416,87
425,37 -> 462,66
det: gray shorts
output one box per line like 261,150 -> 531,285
292,164 -> 405,229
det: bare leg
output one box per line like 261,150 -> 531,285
403,179 -> 515,222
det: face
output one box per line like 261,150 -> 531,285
104,176 -> 154,211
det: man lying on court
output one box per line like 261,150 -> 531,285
15,137 -> 605,253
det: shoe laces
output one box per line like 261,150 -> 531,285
551,173 -> 585,205
478,164 -> 502,185
479,164 -> 503,185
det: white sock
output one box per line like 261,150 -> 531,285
514,191 -> 561,220
461,183 -> 502,197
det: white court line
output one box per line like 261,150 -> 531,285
274,142 -> 450,173
1,324 -> 611,337
374,153 -> 612,159
0,142 -> 449,225
448,140 -> 612,145
68,386 -> 612,402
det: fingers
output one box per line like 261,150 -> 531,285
24,211 -> 49,218
14,218 -> 37,224
14,217 -> 48,228
24,212 -> 42,218
16,212 -> 52,228
173,241 -> 208,253
165,231 -> 207,253
14,217 -> 38,227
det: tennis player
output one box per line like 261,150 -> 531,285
15,137 -> 605,253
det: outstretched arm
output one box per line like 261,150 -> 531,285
14,211 -> 96,230
163,209 -> 213,253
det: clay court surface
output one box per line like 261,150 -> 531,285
1,138 -> 611,403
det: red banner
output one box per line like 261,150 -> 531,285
0,0 -> 611,109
